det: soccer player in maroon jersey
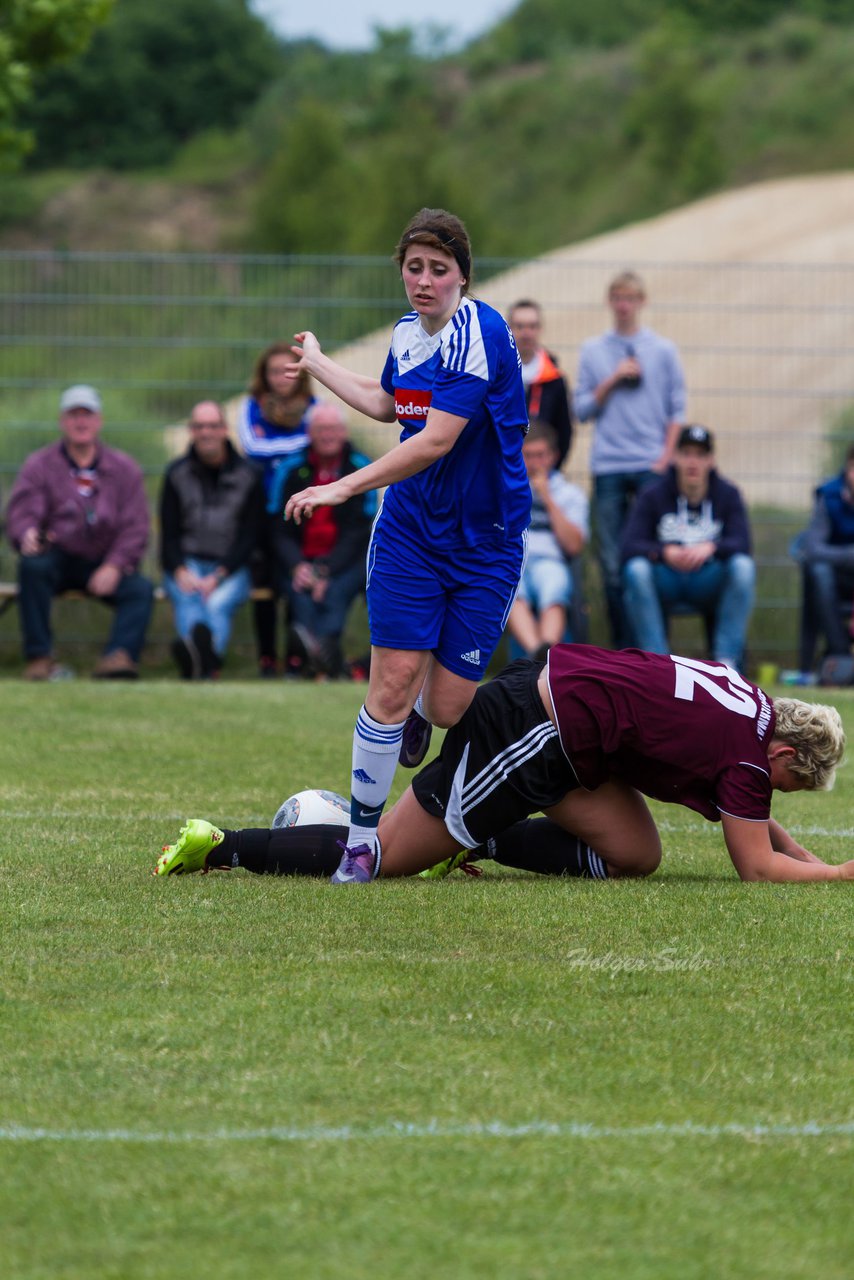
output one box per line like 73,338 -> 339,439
156,646 -> 853,885
380,645 -> 850,884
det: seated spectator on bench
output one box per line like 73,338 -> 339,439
160,400 -> 265,679
506,420 -> 588,660
795,443 -> 854,671
621,424 -> 755,671
239,340 -> 316,677
5,384 -> 154,681
269,402 -> 375,679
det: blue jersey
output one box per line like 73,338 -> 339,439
238,394 -> 316,498
379,297 -> 530,547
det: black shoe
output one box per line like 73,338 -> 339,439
171,635 -> 200,680
289,622 -> 322,667
192,623 -> 221,679
345,654 -> 371,682
316,637 -> 343,678
399,709 -> 433,768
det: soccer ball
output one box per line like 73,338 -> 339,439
272,788 -> 349,829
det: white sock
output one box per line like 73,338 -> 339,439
348,705 -> 405,850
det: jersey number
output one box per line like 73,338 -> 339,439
671,655 -> 757,718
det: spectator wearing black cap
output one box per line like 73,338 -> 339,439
619,425 -> 755,670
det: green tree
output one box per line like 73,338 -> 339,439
252,100 -> 357,252
22,0 -> 280,168
677,0 -> 854,29
625,16 -> 725,200
469,0 -> 656,68
0,0 -> 112,167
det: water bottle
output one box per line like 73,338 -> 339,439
621,341 -> 641,389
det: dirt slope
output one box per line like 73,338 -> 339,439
335,173 -> 854,505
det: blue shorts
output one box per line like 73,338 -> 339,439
366,513 -> 526,680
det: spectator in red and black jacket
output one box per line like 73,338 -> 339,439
269,402 -> 376,678
508,299 -> 573,465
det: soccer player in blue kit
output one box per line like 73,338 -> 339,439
285,209 -> 531,884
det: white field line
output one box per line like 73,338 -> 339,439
4,812 -> 854,840
0,812 -> 269,824
0,1120 -> 851,1144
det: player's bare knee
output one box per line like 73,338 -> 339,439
421,688 -> 476,729
424,703 -> 463,729
607,855 -> 660,880
605,837 -> 662,879
368,662 -> 424,722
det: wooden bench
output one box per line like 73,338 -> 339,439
0,581 -> 273,617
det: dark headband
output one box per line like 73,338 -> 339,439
406,227 -> 471,282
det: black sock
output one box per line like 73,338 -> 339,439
264,824 -> 346,876
206,824 -> 349,876
472,817 -> 609,879
207,828 -> 239,869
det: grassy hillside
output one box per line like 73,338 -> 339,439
2,11 -> 854,256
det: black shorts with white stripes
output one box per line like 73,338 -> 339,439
411,658 -> 579,848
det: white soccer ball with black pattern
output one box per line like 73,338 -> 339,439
272,789 -> 349,829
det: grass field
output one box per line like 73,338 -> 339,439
2,678 -> 853,1279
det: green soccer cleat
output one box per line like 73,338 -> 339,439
154,819 -> 225,876
418,851 -> 481,880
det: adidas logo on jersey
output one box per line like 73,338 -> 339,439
400,348 -> 411,362
460,649 -> 481,665
353,767 -> 377,785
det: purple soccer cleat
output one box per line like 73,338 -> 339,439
330,841 -> 377,885
398,708 -> 433,768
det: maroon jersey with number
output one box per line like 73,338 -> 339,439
546,645 -> 776,822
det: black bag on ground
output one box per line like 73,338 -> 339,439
818,654 -> 854,686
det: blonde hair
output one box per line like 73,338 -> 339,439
608,270 -> 645,298
771,698 -> 845,790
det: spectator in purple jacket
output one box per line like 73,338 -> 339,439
620,425 -> 755,671
5,385 -> 154,680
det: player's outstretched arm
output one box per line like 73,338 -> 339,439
722,814 -> 854,882
287,331 -> 396,422
767,817 -> 827,865
286,408 -> 469,524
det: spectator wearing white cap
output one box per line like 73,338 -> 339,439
5,384 -> 154,679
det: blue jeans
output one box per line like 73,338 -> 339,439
515,557 -> 573,612
18,547 -> 154,661
622,554 -> 756,669
284,561 -> 365,640
162,558 -> 252,657
594,470 -> 660,647
801,560 -> 854,659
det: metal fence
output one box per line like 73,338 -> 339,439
1,249 -> 853,664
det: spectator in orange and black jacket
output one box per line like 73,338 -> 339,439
508,299 -> 573,465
